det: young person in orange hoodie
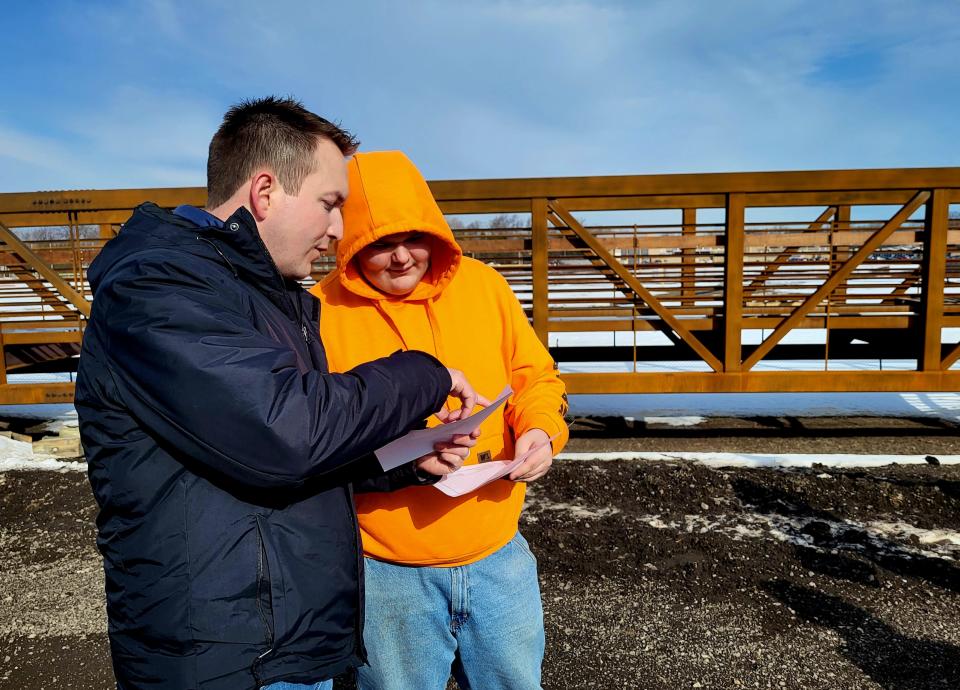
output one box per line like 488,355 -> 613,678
313,151 -> 568,689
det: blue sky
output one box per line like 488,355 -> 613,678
1,0 -> 958,192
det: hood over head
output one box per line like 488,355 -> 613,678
335,151 -> 461,301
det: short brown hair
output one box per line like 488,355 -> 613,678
206,96 -> 359,208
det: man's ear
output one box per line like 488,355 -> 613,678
249,171 -> 278,222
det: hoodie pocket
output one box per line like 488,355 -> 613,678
471,426 -> 507,466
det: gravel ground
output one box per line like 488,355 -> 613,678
527,458 -> 960,689
1,416 -> 958,689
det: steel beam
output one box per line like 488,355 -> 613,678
531,198 -> 549,345
741,191 -> 930,371
0,383 -> 75,404
561,370 -> 960,394
0,220 -> 91,317
723,194 -> 744,371
548,199 -> 723,371
920,189 -> 949,370
1,170 -> 959,403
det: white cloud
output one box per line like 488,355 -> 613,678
0,87 -> 215,191
64,86 -> 219,163
0,126 -> 76,173
2,0 -> 957,192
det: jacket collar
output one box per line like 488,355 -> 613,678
200,206 -> 315,325
117,203 -> 311,325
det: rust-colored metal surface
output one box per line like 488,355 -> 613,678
1,167 -> 958,403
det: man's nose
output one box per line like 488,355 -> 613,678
327,207 -> 344,241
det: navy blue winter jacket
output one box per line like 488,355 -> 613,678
75,203 -> 451,689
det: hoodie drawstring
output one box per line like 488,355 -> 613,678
373,301 -> 410,352
373,298 -> 456,411
424,299 -> 446,368
373,299 -> 446,363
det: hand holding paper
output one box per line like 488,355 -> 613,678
413,427 -> 480,476
442,368 -> 491,421
509,428 -> 555,482
375,386 -> 512,472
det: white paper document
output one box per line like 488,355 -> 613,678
433,434 -> 559,498
375,385 -> 513,472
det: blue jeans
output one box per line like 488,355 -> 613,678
357,531 -> 544,690
261,681 -> 332,690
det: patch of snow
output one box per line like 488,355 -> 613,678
0,434 -> 36,462
568,391 -> 960,422
525,497 -> 621,520
639,416 -> 706,427
0,457 -> 86,473
646,516 -> 671,530
625,511 -> 960,561
0,432 -> 83,472
555,451 -> 960,469
866,520 -> 960,548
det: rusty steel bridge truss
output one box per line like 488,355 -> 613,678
0,167 -> 958,404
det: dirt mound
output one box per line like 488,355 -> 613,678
527,460 -> 960,689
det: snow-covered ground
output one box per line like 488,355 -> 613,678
555,451 -> 960,468
569,390 -> 960,422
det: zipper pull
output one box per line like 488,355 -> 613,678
301,324 -> 309,343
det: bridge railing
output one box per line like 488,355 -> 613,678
0,167 -> 958,403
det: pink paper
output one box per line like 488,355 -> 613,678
433,435 -> 558,498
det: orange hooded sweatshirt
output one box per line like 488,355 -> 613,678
312,151 -> 568,567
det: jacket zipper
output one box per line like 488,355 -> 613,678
245,223 -> 311,343
251,516 -> 276,686
347,483 -> 368,664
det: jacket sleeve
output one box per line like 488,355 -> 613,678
350,456 -> 440,493
95,255 -> 451,490
496,272 -> 570,454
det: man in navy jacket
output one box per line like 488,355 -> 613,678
75,97 -> 480,690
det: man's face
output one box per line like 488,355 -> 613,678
355,231 -> 433,296
258,138 -> 348,279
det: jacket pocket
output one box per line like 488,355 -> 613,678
187,512 -> 272,644
254,515 -> 276,648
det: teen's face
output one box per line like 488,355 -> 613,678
355,231 -> 433,296
258,138 -> 348,279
